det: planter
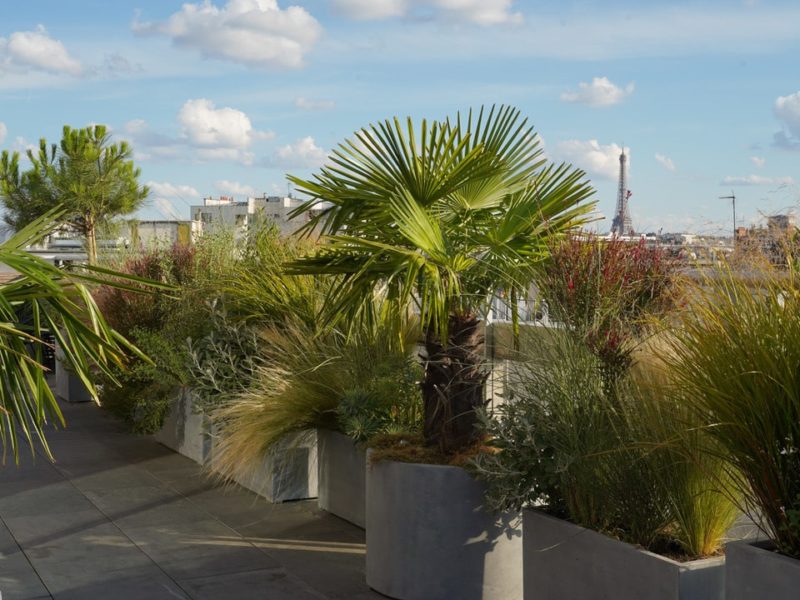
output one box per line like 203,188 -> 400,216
317,429 -> 366,528
154,388 -> 211,465
726,540 -> 800,600
523,510 -> 724,600
156,391 -> 319,503
224,430 -> 318,503
54,343 -> 93,403
366,457 -> 522,600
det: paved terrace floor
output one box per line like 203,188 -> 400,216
0,399 -> 380,599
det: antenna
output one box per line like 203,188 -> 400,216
719,191 -> 736,241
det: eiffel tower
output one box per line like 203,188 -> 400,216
610,149 -> 633,236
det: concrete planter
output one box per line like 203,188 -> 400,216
317,429 -> 366,528
366,458 -> 522,600
154,388 -> 211,464
155,391 -> 318,503
523,510 -> 724,600
726,540 -> 800,600
224,430 -> 318,503
54,343 -> 93,403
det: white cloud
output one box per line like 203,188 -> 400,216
721,175 -> 795,186
216,179 -> 259,196
0,25 -> 82,76
560,77 -> 634,107
133,0 -> 322,70
272,136 -> 327,168
555,139 -> 626,180
334,0 -> 408,19
655,153 -> 676,172
179,98 -> 272,148
294,96 -> 335,111
774,91 -> 800,149
147,181 -> 201,199
0,122 -> 6,145
332,0 -> 522,25
123,100 -> 273,166
750,156 -> 766,168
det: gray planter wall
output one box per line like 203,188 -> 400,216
223,430 -> 318,503
54,342 -> 93,403
523,510 -> 724,600
154,388 -> 211,464
317,429 -> 366,528
155,389 -> 318,502
726,540 -> 800,600
366,458 -> 522,600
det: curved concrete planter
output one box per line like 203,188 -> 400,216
317,429 -> 366,528
726,540 -> 800,600
523,510 -> 724,600
366,458 -> 522,600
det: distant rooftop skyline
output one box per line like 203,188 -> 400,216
1,0 -> 799,234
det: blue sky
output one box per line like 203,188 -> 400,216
1,0 -> 799,234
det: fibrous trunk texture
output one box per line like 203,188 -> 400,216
422,312 -> 488,454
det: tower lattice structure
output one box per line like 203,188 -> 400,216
610,150 -> 633,236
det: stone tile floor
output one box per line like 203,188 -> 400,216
0,399 -> 380,599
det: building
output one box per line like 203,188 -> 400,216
190,195 -> 310,237
129,220 -> 194,249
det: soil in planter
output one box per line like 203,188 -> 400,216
368,432 -> 497,466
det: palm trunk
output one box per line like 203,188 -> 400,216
421,312 -> 488,454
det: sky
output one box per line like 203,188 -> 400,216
1,0 -> 800,235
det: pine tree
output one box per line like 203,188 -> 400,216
0,125 -> 149,264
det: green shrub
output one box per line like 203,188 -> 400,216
474,329 -> 737,558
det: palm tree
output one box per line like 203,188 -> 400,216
287,106 -> 596,454
0,209 -> 151,461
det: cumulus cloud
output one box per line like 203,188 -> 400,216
0,25 -> 82,76
721,175 -> 795,186
179,98 -> 272,148
216,179 -> 259,197
333,0 -> 522,25
0,122 -> 6,145
272,136 -> 327,168
133,0 -> 322,70
560,77 -> 634,107
774,91 -> 800,149
555,139 -> 626,180
147,181 -> 201,199
750,156 -> 766,168
655,153 -> 676,172
294,96 -> 335,111
123,99 -> 273,165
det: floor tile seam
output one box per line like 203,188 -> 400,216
54,467 -> 196,600
0,510 -> 54,599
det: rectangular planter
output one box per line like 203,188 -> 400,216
54,341 -> 93,403
155,390 -> 318,503
523,510 -> 724,600
154,388 -> 211,465
317,429 -> 366,528
223,430 -> 318,503
726,540 -> 800,600
367,457 -> 522,600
